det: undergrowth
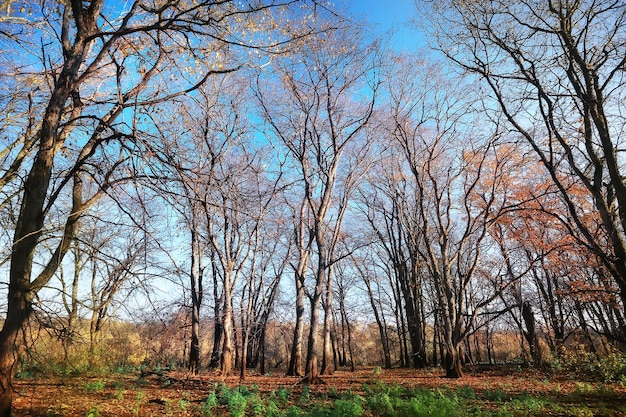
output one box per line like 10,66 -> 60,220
195,381 -> 560,416
550,346 -> 626,383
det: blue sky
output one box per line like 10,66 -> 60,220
344,0 -> 425,50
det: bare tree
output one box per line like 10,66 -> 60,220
0,0 -> 319,412
255,25 -> 381,383
373,54 -> 520,377
424,0 -> 626,339
359,155 -> 429,369
238,195 -> 290,380
284,192 -> 314,377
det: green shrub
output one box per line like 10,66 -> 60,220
217,384 -> 232,405
266,398 -> 283,417
504,395 -> 548,415
85,406 -> 101,417
132,390 -> 145,417
286,405 -> 304,417
483,388 -> 508,402
403,390 -> 460,417
178,398 -> 190,412
366,392 -> 395,417
83,379 -> 105,392
300,385 -> 311,403
247,394 -> 267,416
552,346 -> 626,382
201,391 -> 218,416
598,350 -> 626,383
332,396 -> 364,417
456,385 -> 476,400
228,390 -> 248,417
276,386 -> 290,403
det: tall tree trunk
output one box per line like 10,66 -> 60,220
189,305 -> 201,374
62,245 -> 81,367
521,301 -> 542,367
432,313 -> 439,366
345,309 -> 355,372
240,327 -> 249,381
210,319 -> 223,369
304,260 -> 326,384
221,274 -> 234,376
288,203 -> 310,377
287,272 -> 306,376
398,264 -> 426,369
0,33 -> 88,415
304,289 -> 323,384
364,278 -> 392,368
233,312 -> 240,371
320,270 -> 334,375
574,300 -> 597,356
189,227 -> 203,374
209,259 -> 223,369
259,327 -> 267,375
486,327 -> 494,365
0,290 -> 29,417
444,344 -> 463,378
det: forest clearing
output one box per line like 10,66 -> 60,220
2,0 -> 626,416
11,367 -> 626,416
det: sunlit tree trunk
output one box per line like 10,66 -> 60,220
320,267 -> 335,375
287,276 -> 306,376
220,267 -> 235,376
305,247 -> 327,384
189,226 -> 203,374
287,199 -> 312,377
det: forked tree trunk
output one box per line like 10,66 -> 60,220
304,301 -> 322,384
304,270 -> 325,384
444,345 -> 463,378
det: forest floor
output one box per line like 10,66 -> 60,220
11,366 -> 626,416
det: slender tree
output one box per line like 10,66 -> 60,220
255,25 -> 380,383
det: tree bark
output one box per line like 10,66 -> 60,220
220,275 -> 234,376
304,259 -> 326,384
444,345 -> 463,378
189,226 -> 203,374
363,277 -> 392,368
287,271 -> 306,376
521,301 -> 542,367
0,288 -> 29,417
320,270 -> 334,375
